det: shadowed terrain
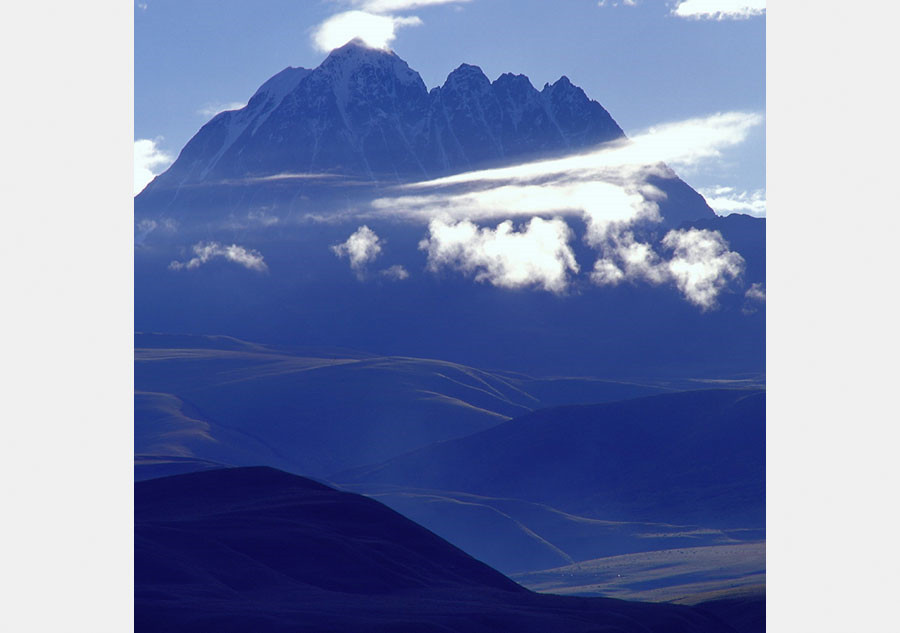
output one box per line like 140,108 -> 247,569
337,389 -> 765,528
135,332 -> 727,476
135,467 -> 746,633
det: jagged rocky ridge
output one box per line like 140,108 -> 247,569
139,39 -> 714,228
146,39 -> 628,188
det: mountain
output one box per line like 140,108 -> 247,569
336,389 -> 765,528
144,38 -> 626,189
136,39 -> 714,228
133,43 -> 762,378
135,467 -> 740,633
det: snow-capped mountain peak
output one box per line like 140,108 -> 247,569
143,48 -> 629,191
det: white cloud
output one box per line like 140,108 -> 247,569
368,111 -> 759,302
661,228 -> 745,309
745,282 -> 765,302
376,178 -> 661,236
591,229 -> 744,310
373,112 -> 761,233
672,0 -> 765,20
135,218 -> 177,243
590,232 -> 666,287
392,111 -> 761,190
371,111 -> 760,258
742,281 -> 765,314
134,138 -> 174,196
590,258 -> 625,285
419,217 -> 578,293
332,225 -> 384,274
699,186 -> 766,217
626,111 -> 763,170
168,242 -> 268,273
598,0 -> 636,7
312,10 -> 422,52
197,101 -> 246,118
349,0 -> 471,12
380,264 -> 410,280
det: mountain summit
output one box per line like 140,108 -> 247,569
143,40 -> 628,191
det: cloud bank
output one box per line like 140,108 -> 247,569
168,242 -> 268,273
419,217 -> 578,293
375,111 -> 762,233
672,0 -> 765,20
591,228 -> 745,310
134,139 -> 174,196
366,111 -> 760,304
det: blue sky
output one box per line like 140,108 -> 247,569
135,0 -> 765,212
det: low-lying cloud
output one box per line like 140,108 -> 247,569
742,281 -> 766,314
663,228 -> 745,309
380,264 -> 410,280
365,111 -> 760,303
332,225 -> 384,274
672,0 -> 765,20
135,218 -> 178,243
419,217 -> 578,293
373,111 -> 761,241
591,228 -> 745,310
168,242 -> 268,273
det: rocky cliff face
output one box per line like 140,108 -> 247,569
144,39 -> 626,191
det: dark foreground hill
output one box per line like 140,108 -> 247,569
135,467 -> 742,633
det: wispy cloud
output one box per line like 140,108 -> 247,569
135,218 -> 178,243
745,282 -> 765,302
332,225 -> 384,276
168,242 -> 268,272
419,217 -> 579,293
380,264 -> 410,280
312,10 -> 422,52
672,0 -> 765,20
699,186 -> 766,217
391,111 -> 762,189
197,101 -> 247,118
373,111 -> 760,236
742,281 -> 765,313
134,138 -> 173,195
